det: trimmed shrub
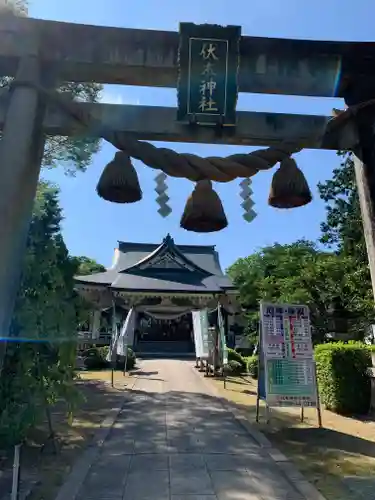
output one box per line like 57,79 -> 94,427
83,345 -> 136,371
81,347 -> 99,358
314,342 -> 372,415
98,345 -> 110,360
115,348 -> 136,371
236,347 -> 254,357
82,346 -> 109,370
246,355 -> 258,379
227,348 -> 246,372
226,360 -> 243,375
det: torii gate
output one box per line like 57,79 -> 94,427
1,15 -> 375,366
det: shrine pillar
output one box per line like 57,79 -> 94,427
0,33 -> 47,374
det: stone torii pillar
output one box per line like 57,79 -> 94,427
0,34 -> 46,372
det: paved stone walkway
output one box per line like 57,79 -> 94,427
75,359 -> 309,500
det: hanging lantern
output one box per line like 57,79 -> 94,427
96,151 -> 142,203
268,157 -> 312,209
180,180 -> 228,233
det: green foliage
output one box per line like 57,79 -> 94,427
97,346 -> 110,359
83,346 -> 109,370
246,355 -> 258,379
228,240 -> 374,343
69,257 -> 106,330
72,256 -> 106,276
0,182 -> 82,447
227,348 -> 246,372
0,0 -> 28,16
314,342 -> 372,415
226,360 -> 243,375
0,0 -> 103,176
317,152 -> 374,336
318,153 -> 367,263
82,346 -> 136,371
0,76 -> 102,174
228,150 -> 375,346
115,348 -> 136,371
42,81 -> 102,175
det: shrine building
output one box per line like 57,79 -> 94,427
75,234 -> 239,356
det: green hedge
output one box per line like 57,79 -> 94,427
315,342 -> 372,415
82,346 -> 136,371
82,347 -> 108,370
115,348 -> 136,371
227,348 -> 246,373
226,360 -> 243,375
246,355 -> 258,379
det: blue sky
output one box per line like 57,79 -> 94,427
29,0 -> 374,271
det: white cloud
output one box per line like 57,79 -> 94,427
100,90 -> 140,106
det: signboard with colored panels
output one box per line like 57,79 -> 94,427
266,358 -> 317,407
259,302 -> 318,408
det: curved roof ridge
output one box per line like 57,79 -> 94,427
117,240 -> 216,252
118,234 -> 213,276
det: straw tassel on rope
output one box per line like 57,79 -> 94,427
180,180 -> 228,233
96,151 -> 142,203
38,87 -> 320,227
268,157 -> 312,209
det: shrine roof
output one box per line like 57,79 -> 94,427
114,239 -> 225,276
75,234 -> 235,293
110,273 -> 225,293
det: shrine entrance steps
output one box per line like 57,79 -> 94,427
135,340 -> 195,358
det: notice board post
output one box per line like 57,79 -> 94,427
256,302 -> 322,427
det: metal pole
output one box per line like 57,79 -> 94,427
111,299 -> 116,388
300,402 -> 305,423
0,41 -> 44,375
313,361 -> 323,428
123,344 -> 128,377
11,443 -> 22,500
255,395 -> 260,423
264,404 -> 269,424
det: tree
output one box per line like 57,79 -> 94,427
318,152 -> 367,263
228,241 -> 320,343
318,152 -> 375,336
70,256 -> 106,330
228,240 -> 374,344
0,181 -> 81,446
71,256 -> 106,276
1,0 -> 28,16
0,2 -> 106,446
0,0 -> 103,174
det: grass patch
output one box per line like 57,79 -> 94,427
210,375 -> 375,500
1,370 -> 134,500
